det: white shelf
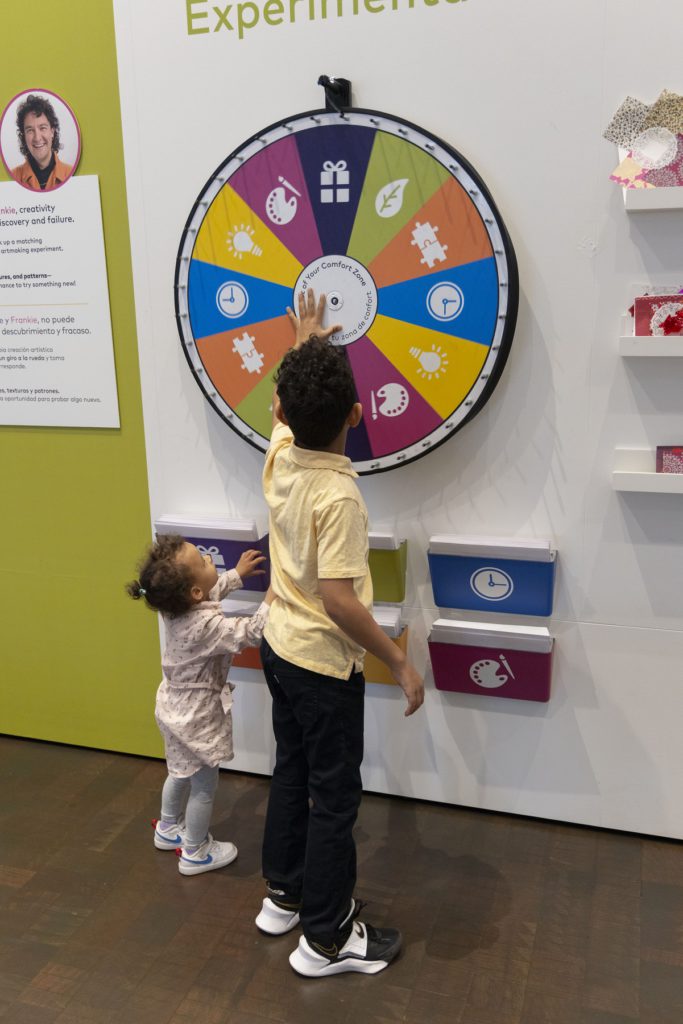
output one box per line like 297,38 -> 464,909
429,533 -> 555,562
368,529 -> 403,551
430,617 -> 553,653
373,604 -> 403,638
623,187 -> 683,212
612,449 -> 683,493
155,513 -> 267,540
619,336 -> 683,357
613,472 -> 683,493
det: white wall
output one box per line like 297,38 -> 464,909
114,0 -> 683,837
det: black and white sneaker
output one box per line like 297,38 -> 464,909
289,920 -> 402,977
256,897 -> 301,935
256,891 -> 364,937
255,883 -> 302,935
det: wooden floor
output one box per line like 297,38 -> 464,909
1,736 -> 682,1023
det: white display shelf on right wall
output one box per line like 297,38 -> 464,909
619,336 -> 683,356
612,449 -> 683,493
623,187 -> 683,212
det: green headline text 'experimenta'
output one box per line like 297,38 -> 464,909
186,0 -> 466,41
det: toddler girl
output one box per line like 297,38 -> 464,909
127,533 -> 272,875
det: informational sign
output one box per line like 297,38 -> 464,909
0,175 -> 119,427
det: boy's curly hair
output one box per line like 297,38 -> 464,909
126,534 -> 194,615
275,336 -> 357,448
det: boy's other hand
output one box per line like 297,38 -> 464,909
286,289 -> 342,349
393,660 -> 425,716
235,549 -> 267,580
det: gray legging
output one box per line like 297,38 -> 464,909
160,764 -> 219,848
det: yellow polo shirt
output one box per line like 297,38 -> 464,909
262,421 -> 373,679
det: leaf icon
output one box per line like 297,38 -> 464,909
375,178 -> 409,218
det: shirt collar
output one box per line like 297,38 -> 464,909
288,443 -> 358,477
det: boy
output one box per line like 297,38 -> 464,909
256,289 -> 424,978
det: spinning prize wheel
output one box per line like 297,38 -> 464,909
175,106 -> 518,474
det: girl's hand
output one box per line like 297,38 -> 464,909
264,584 -> 275,605
235,549 -> 267,580
286,289 -> 342,349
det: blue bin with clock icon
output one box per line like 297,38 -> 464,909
428,535 -> 557,617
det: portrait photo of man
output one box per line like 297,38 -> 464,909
1,90 -> 80,193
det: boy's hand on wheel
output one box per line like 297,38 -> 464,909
286,289 -> 342,348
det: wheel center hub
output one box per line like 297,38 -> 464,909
293,256 -> 377,347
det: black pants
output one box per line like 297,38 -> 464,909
261,638 -> 365,948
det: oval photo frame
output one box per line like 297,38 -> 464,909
0,87 -> 81,193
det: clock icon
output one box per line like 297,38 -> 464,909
216,281 -> 249,318
426,282 -> 464,322
470,566 -> 514,602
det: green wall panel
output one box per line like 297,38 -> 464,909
0,0 -> 163,757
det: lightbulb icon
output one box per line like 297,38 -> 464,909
226,224 -> 263,259
409,344 -> 448,380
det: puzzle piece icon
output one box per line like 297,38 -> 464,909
411,221 -> 448,269
232,331 -> 264,374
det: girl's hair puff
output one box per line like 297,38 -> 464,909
126,534 -> 194,615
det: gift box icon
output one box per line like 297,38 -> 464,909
320,160 -> 350,204
197,544 -> 225,568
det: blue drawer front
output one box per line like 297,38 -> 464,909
428,553 -> 556,616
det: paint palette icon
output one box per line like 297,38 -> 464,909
371,383 -> 409,419
469,655 -> 515,689
265,177 -> 301,225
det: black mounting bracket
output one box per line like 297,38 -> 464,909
318,75 -> 352,113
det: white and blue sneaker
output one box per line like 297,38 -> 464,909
177,835 -> 238,876
152,817 -> 185,851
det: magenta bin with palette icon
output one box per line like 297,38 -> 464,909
428,619 -> 554,703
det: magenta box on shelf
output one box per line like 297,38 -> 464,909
428,619 -> 554,703
656,446 -> 683,474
